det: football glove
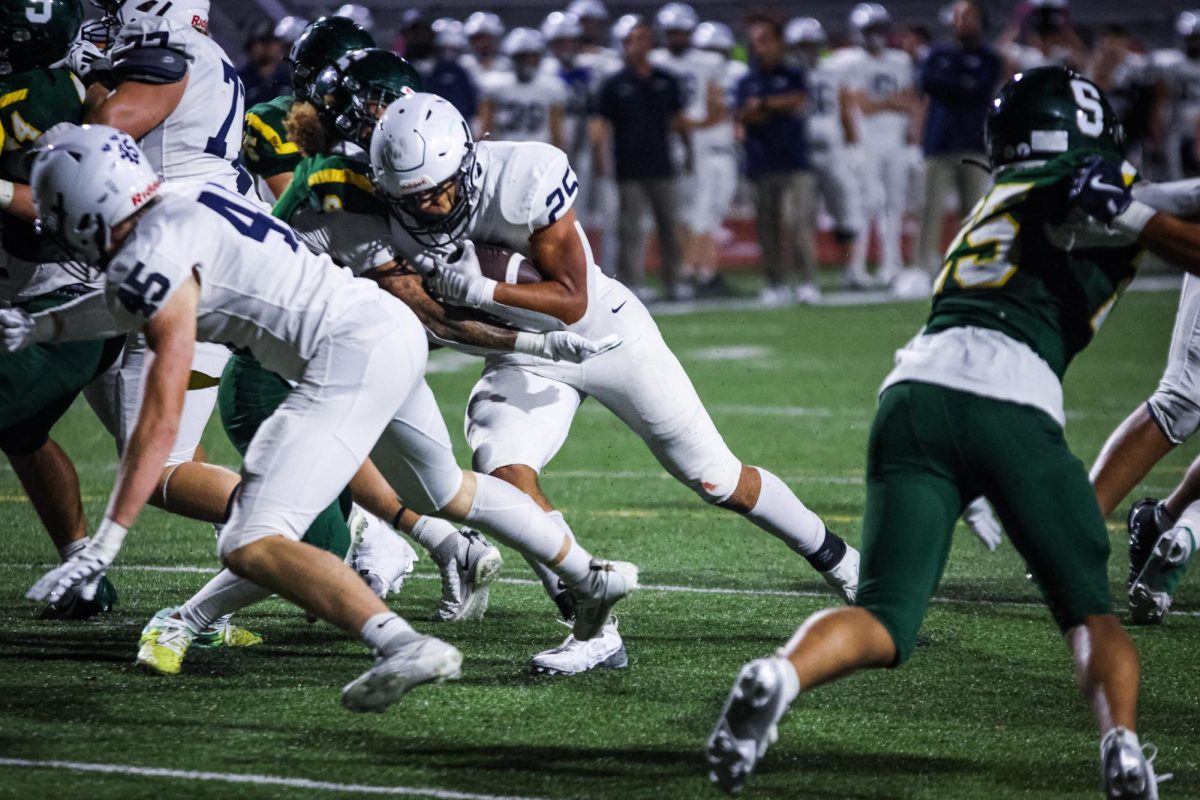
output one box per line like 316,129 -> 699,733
515,331 -> 622,362
0,307 -> 40,353
1068,155 -> 1132,225
963,496 -> 1002,552
60,39 -> 114,88
27,519 -> 128,606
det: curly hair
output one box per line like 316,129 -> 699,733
283,100 -> 332,158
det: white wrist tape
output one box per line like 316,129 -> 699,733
0,179 -> 14,210
1112,199 -> 1157,237
92,517 -> 130,559
513,331 -> 548,358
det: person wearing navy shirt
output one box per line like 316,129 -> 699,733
736,17 -> 819,305
915,0 -> 1001,274
593,17 -> 692,300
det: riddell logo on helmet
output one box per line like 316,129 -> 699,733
131,179 -> 162,208
192,15 -> 209,34
398,177 -> 432,192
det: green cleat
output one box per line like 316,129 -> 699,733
136,608 -> 197,676
1130,526 -> 1196,625
194,617 -> 264,649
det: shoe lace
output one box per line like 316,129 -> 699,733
1142,743 -> 1173,785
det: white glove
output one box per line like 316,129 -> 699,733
27,518 -> 128,605
410,240 -> 481,278
59,39 -> 111,85
515,331 -> 622,362
0,307 -> 52,353
426,265 -> 497,308
963,496 -> 1002,552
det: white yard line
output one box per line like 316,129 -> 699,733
0,758 -> 549,800
4,563 -> 1197,617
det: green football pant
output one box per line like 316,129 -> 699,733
217,353 -> 352,559
858,381 -> 1113,665
0,289 -> 123,456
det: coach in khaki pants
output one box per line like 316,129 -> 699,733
915,0 -> 1000,273
736,17 -> 818,306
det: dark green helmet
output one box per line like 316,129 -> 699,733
985,66 -> 1125,171
311,48 -> 423,149
0,0 -> 82,75
288,15 -> 374,102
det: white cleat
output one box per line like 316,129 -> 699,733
1101,727 -> 1168,799
572,559 -> 639,641
820,546 -> 860,604
351,513 -> 419,599
707,657 -> 794,794
432,530 -> 504,622
1129,526 -> 1195,626
341,634 -> 463,713
529,620 -> 628,676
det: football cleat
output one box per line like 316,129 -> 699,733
1129,526 -> 1196,625
341,634 -> 462,713
194,614 -> 264,648
350,513 -> 419,599
529,620 -> 628,676
707,657 -> 795,794
136,608 -> 197,676
1101,726 -> 1168,799
431,529 -> 504,622
820,546 -> 860,604
571,559 -> 639,641
40,574 -> 118,620
1127,499 -> 1172,589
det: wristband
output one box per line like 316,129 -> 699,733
1111,199 -> 1157,237
513,331 -> 548,358
0,179 -> 14,210
32,311 -> 58,343
91,517 -> 130,559
467,277 -> 498,310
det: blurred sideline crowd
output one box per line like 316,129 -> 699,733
236,0 -> 1198,305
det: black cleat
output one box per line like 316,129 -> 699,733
1127,498 -> 1172,589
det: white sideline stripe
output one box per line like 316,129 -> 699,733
6,563 -> 1197,618
0,758 -> 547,800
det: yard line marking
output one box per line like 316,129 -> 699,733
0,757 -> 550,800
5,563 -> 1197,618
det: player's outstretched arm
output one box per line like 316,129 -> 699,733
0,290 -> 133,353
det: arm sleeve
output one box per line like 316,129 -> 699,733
33,289 -> 133,342
289,209 -> 395,275
1133,179 -> 1200,218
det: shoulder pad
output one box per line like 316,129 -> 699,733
112,46 -> 188,85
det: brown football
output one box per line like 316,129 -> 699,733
475,243 -> 543,284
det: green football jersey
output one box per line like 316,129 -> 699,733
927,151 -> 1143,378
241,95 -> 301,178
272,152 -> 386,223
0,67 -> 85,264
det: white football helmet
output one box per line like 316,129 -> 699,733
31,124 -> 161,264
502,27 -> 546,58
464,11 -> 505,39
334,3 -> 375,33
542,11 -> 584,43
433,18 -> 468,50
611,13 -> 643,45
849,3 -> 891,32
274,15 -> 308,46
785,17 -> 827,46
91,0 -> 210,35
691,21 -> 734,52
656,2 -> 698,33
1178,10 -> 1200,38
370,93 -> 479,248
567,0 -> 609,22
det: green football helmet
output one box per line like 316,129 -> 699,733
311,48 -> 423,149
985,65 -> 1125,171
0,0 -> 83,75
288,15 -> 374,103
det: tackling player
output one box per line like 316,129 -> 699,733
369,92 -> 860,676
707,67 -> 1167,798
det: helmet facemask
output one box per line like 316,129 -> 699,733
383,145 -> 480,249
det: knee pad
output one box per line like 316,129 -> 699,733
1146,392 -> 1200,445
694,455 -> 742,505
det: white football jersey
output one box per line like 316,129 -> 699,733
461,53 -> 513,94
113,18 -> 246,192
388,140 -> 617,344
649,46 -> 724,124
836,46 -> 913,146
105,183 -> 383,381
807,56 -> 849,149
693,56 -> 746,153
483,72 -> 568,144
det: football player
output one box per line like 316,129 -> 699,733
835,3 -> 919,287
707,67 -> 1167,798
0,0 -> 122,618
370,93 -> 860,676
1157,11 -> 1200,180
242,15 -> 373,203
22,124 -> 637,698
478,28 -> 567,149
462,11 -> 509,97
785,16 -> 866,288
649,2 -> 724,297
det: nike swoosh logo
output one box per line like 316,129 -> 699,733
611,301 -> 627,314
1089,175 -> 1124,195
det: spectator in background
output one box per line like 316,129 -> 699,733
479,28 -> 567,149
398,10 -> 435,67
592,16 -> 690,300
419,19 -> 479,122
463,11 -> 509,93
998,0 -> 1088,74
736,16 -> 819,306
1087,24 -> 1163,173
914,0 -> 999,278
238,21 -> 291,108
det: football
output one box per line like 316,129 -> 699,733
474,242 -> 543,284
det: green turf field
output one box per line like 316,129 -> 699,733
1,291 -> 1197,800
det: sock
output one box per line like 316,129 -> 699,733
1173,500 -> 1200,534
464,473 -> 594,586
178,568 -> 272,632
59,536 -> 89,562
770,655 -> 801,704
360,611 -> 417,655
743,467 -> 834,561
523,510 -> 573,600
404,514 -> 456,555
